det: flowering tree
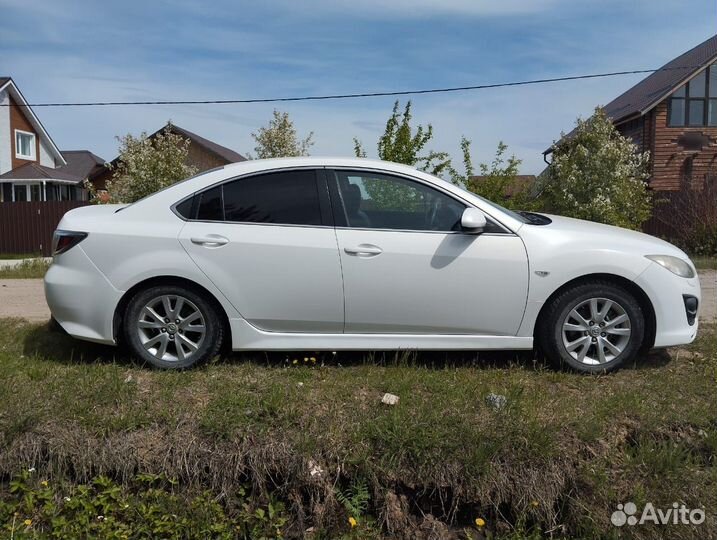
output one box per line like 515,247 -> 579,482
87,123 -> 196,204
251,110 -> 314,158
542,107 -> 652,229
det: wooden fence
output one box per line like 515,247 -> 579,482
643,172 -> 716,243
0,201 -> 89,256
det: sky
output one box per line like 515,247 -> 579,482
0,0 -> 715,174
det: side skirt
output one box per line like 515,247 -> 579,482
229,318 -> 533,351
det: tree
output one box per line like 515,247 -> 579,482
87,123 -> 196,204
353,100 -> 450,176
449,138 -> 533,210
251,110 -> 314,158
542,107 -> 652,229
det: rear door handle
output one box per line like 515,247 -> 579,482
344,244 -> 383,257
190,235 -> 229,247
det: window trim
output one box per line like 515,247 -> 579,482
668,63 -> 717,127
171,166 -> 333,229
326,167 -> 514,235
14,129 -> 36,160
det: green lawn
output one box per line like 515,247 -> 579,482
0,319 -> 714,539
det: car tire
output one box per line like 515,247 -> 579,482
538,281 -> 645,373
123,285 -> 224,369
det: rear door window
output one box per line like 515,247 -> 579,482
222,170 -> 322,225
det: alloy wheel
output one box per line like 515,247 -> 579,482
561,297 -> 632,365
136,294 -> 206,363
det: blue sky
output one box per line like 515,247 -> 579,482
1,0 -> 715,174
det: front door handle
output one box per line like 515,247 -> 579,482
190,235 -> 229,247
344,244 -> 383,257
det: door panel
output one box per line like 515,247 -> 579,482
337,229 -> 528,334
180,222 -> 344,333
176,168 -> 343,333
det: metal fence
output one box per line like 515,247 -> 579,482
0,201 -> 88,256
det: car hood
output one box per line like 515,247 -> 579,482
531,214 -> 689,259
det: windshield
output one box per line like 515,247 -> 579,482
473,194 -> 529,223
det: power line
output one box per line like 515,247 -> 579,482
1,66 -> 697,107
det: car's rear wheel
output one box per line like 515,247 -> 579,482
539,281 -> 644,373
123,285 -> 223,369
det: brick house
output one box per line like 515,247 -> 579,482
544,34 -> 717,233
0,77 -> 101,202
89,123 -> 247,191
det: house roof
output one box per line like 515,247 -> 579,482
166,124 -> 246,164
59,150 -> 106,179
0,162 -> 83,183
603,34 -> 717,124
101,123 -> 247,172
544,34 -> 717,155
0,77 -> 67,166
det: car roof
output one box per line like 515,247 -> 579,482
135,156 -> 525,233
220,156 -> 426,176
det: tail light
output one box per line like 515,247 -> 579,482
52,230 -> 88,256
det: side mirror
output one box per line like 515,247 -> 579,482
461,207 -> 487,233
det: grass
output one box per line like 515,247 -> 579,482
0,318 -> 714,539
0,258 -> 51,279
0,252 -> 42,260
691,255 -> 717,270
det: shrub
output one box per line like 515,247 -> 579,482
542,107 -> 652,230
86,123 -> 197,204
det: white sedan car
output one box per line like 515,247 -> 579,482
45,158 -> 700,372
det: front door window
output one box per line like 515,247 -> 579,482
329,170 -> 465,232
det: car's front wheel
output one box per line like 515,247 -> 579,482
123,285 -> 224,369
539,281 -> 645,373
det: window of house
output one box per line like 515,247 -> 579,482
29,184 -> 41,201
13,184 -> 28,201
15,130 -> 36,160
669,62 -> 717,127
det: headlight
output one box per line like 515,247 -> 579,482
645,255 -> 695,278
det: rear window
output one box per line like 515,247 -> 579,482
174,197 -> 195,219
197,186 -> 224,221
176,169 -> 322,226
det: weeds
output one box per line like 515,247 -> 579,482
0,319 -> 714,539
0,258 -> 51,279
